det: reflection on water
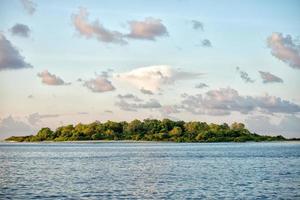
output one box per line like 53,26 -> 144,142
0,142 -> 300,199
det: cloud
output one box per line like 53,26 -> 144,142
236,67 -> 254,83
10,23 -> 31,37
259,71 -> 283,83
116,99 -> 161,111
245,115 -> 300,138
117,93 -> 142,102
0,33 -> 33,70
0,116 -> 34,139
77,112 -> 88,115
140,88 -> 154,95
72,8 -> 126,44
181,87 -> 300,116
37,70 -> 70,86
104,110 -> 113,113
115,65 -> 202,91
28,113 -> 60,126
191,20 -> 203,31
126,18 -> 168,40
267,32 -> 300,69
83,75 -> 115,93
20,0 -> 36,15
195,83 -> 208,89
201,39 -> 212,47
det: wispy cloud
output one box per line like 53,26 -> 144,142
72,8 -> 126,44
20,0 -> 36,15
236,67 -> 254,83
116,99 -> 161,111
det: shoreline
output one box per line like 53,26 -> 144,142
1,139 -> 299,144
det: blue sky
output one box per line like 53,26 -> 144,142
0,0 -> 300,139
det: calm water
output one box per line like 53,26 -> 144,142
0,142 -> 299,199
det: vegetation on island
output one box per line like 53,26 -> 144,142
5,119 -> 286,142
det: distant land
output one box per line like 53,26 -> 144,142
5,119 -> 294,142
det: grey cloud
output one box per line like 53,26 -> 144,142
117,94 -> 143,102
10,23 -> 31,37
83,75 -> 115,93
267,32 -> 300,69
37,70 -> 70,86
104,110 -> 113,113
72,8 -> 126,44
259,71 -> 283,83
236,67 -> 254,83
116,99 -> 161,111
20,0 -> 36,15
0,33 -> 33,70
195,83 -> 208,89
201,39 -> 212,47
140,88 -> 154,95
0,116 -> 34,139
191,20 -> 203,31
181,87 -> 300,116
246,115 -> 300,138
77,112 -> 88,115
126,18 -> 168,40
28,113 -> 60,126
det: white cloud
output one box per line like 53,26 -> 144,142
126,18 -> 168,40
0,33 -> 33,70
37,70 -> 70,85
267,32 -> 300,69
115,65 -> 202,91
259,71 -> 283,83
83,75 -> 115,93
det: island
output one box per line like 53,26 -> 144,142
5,119 -> 286,142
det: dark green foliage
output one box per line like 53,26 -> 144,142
5,119 -> 286,142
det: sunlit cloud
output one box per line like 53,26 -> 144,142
115,65 -> 202,92
37,70 -> 70,86
267,32 -> 300,69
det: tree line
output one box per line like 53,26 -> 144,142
5,119 -> 286,142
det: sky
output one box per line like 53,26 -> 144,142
0,0 -> 300,139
